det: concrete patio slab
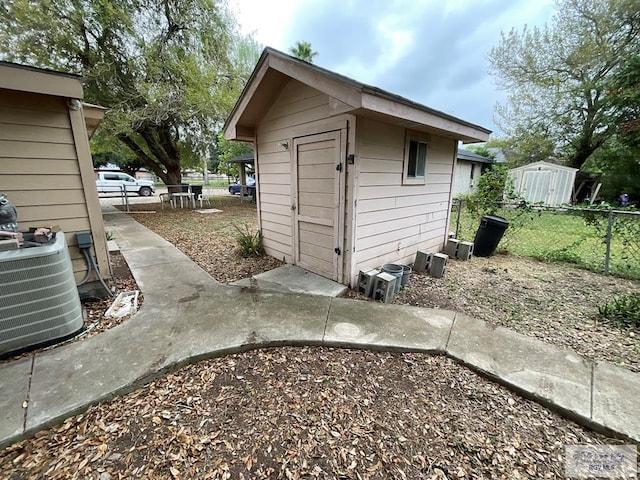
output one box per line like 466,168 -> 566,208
447,313 -> 592,421
231,265 -> 347,297
0,357 -> 31,443
592,361 -> 640,441
325,298 -> 454,351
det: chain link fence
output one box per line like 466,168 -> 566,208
450,199 -> 640,279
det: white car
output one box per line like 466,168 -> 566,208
95,172 -> 156,196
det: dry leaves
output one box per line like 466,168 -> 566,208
392,255 -> 640,372
0,348 -> 624,479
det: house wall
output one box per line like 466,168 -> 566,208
255,78 -> 355,283
352,117 -> 456,284
0,88 -> 110,284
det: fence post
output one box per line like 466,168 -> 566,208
120,185 -> 130,213
604,210 -> 614,274
455,198 -> 462,239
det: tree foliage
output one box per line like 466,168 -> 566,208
0,0 -> 255,185
608,55 -> 640,151
289,41 -> 317,63
489,0 -> 640,170
213,132 -> 253,179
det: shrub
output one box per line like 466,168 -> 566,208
235,225 -> 264,257
598,293 -> 640,329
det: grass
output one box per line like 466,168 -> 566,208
452,207 -> 640,278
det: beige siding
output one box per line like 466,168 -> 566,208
256,79 -> 347,264
0,89 -> 106,282
352,117 -> 456,281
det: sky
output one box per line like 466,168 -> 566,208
229,0 -> 556,138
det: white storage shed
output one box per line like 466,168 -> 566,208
509,161 -> 578,206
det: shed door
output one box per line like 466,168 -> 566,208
292,130 -> 345,281
522,170 -> 551,204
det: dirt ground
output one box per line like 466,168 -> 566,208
1,196 -> 638,478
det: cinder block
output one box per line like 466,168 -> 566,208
373,272 -> 396,304
456,241 -> 474,260
429,253 -> 448,278
444,239 -> 460,258
414,250 -> 433,272
357,268 -> 380,298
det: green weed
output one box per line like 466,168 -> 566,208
235,224 -> 264,257
598,293 -> 640,329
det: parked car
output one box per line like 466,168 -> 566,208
228,177 -> 255,195
95,172 -> 156,196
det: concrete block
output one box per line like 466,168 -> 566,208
456,241 -> 474,260
592,361 -> 640,442
429,253 -> 448,278
358,269 -> 380,298
373,272 -> 396,303
444,238 -> 460,258
414,250 -> 433,272
447,313 -> 592,420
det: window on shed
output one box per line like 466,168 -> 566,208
403,137 -> 428,185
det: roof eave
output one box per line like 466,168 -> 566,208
0,62 -> 83,99
360,91 -> 490,143
224,48 -> 491,143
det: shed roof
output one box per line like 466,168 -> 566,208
0,61 -> 83,99
227,151 -> 255,164
457,148 -> 493,164
225,48 -> 491,144
509,160 -> 578,173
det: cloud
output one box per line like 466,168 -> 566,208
241,0 -> 555,134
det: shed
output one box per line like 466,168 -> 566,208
509,161 -> 578,206
452,149 -> 493,197
0,61 -> 110,293
224,48 -> 490,287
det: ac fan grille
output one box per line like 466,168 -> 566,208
0,233 -> 83,355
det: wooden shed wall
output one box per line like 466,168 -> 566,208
255,78 -> 355,282
0,89 -> 109,282
353,117 -> 456,278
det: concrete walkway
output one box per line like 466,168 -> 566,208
1,206 -> 639,449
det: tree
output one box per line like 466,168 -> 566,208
609,55 -> 640,151
0,0 -> 253,186
213,132 -> 253,179
583,135 -> 640,201
489,0 -> 640,170
289,41 -> 317,63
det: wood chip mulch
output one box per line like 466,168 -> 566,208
0,348 -> 625,480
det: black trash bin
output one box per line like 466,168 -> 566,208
473,215 -> 509,257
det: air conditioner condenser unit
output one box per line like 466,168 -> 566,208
0,232 -> 83,356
